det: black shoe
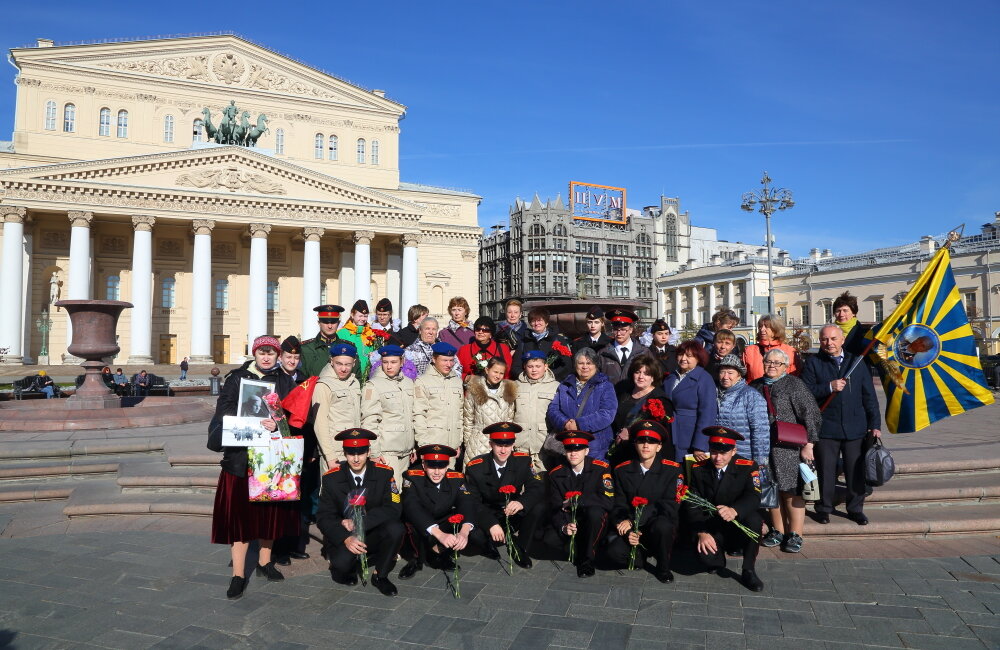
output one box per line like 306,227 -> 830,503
814,512 -> 830,525
706,567 -> 718,575
398,561 -> 422,580
226,576 -> 247,599
848,512 -> 869,526
656,570 -> 674,584
742,570 -> 764,592
274,556 -> 291,567
576,560 -> 595,578
329,569 -> 358,586
289,551 -> 310,560
726,548 -> 744,558
512,547 -> 532,569
483,545 -> 501,561
371,574 -> 398,597
255,562 -> 285,582
438,554 -> 457,571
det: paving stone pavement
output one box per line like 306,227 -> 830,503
0,531 -> 997,649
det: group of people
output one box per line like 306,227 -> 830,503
208,291 -> 882,601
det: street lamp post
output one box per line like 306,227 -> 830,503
35,309 -> 52,362
741,171 -> 794,315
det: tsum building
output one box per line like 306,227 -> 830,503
0,34 -> 481,365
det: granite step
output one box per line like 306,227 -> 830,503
116,459 -> 219,494
803,503 -> 1000,539
0,481 -> 76,503
62,482 -> 213,518
866,470 -> 1000,506
0,439 -> 164,462
0,459 -> 120,481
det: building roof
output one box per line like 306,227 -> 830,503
397,181 -> 480,199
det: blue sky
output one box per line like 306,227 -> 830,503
3,1 -> 998,257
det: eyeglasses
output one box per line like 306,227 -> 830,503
475,327 -> 492,333
763,361 -> 786,367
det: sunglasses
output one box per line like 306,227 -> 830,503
475,327 -> 493,333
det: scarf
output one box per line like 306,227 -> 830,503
838,317 -> 857,338
761,371 -> 786,386
532,330 -> 548,341
448,319 -> 469,331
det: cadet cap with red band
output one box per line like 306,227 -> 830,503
483,421 -> 522,444
702,425 -> 745,451
629,419 -> 667,444
556,430 -> 594,450
313,304 -> 344,323
606,308 -> 639,328
334,428 -> 378,452
417,444 -> 458,468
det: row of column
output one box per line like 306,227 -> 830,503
670,279 -> 753,327
0,206 -> 423,363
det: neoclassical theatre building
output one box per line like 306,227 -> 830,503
0,34 -> 481,365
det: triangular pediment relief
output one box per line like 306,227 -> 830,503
0,146 -> 422,214
14,35 -> 401,113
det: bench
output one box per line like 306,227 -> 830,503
12,376 -> 59,399
132,373 -> 173,397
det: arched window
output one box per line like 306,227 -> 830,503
192,119 -> 204,143
553,224 -> 567,237
63,103 -> 76,132
267,281 -> 279,311
328,135 -> 338,160
275,128 -> 285,154
105,276 -> 120,301
116,110 -> 128,138
371,139 -> 380,165
161,278 -> 176,308
98,108 -> 111,136
356,138 -> 366,164
44,101 -> 57,130
163,115 -> 174,143
214,279 -> 229,310
314,133 -> 324,159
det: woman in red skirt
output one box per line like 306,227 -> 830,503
208,335 -> 299,599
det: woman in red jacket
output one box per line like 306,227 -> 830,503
456,316 -> 512,381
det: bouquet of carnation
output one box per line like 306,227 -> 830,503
447,514 -> 464,597
262,392 -> 291,437
676,483 -> 759,542
498,485 -> 520,572
372,328 -> 392,346
546,340 -> 572,367
472,350 -> 491,375
628,496 -> 648,570
348,492 -> 369,582
564,491 -> 582,563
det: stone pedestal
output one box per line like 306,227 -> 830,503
56,299 -> 132,409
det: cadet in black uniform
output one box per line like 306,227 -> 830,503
606,420 -> 683,583
537,431 -> 613,577
463,422 -> 544,569
571,306 -> 612,354
315,428 -> 403,597
684,426 -> 764,592
300,304 -> 345,377
398,444 -> 485,579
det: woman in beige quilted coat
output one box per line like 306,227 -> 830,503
512,350 -> 559,472
462,357 -> 517,462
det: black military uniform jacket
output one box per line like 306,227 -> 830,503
611,458 -> 684,527
684,456 -> 761,533
546,457 -> 613,529
316,460 -> 401,546
463,452 -> 544,530
571,332 -> 612,355
401,469 -> 477,532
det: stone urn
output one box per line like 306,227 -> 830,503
55,299 -> 133,409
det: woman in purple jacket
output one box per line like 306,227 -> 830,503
438,296 -> 474,349
662,341 -> 717,463
547,347 -> 618,460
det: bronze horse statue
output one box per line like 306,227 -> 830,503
247,114 -> 269,147
199,107 -> 218,142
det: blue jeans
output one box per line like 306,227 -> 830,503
180,370 -> 187,380
41,386 -> 55,399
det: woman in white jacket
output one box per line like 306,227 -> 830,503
462,357 -> 517,462
513,349 -> 559,472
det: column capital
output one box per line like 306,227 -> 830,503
68,211 -> 93,228
1,206 -> 27,223
131,215 -> 156,232
401,233 -> 422,247
248,223 -> 271,239
192,219 -> 215,235
353,230 -> 375,245
302,227 -> 325,242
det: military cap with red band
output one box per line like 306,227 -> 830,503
556,430 -> 594,448
629,419 -> 667,442
606,308 -> 639,327
334,428 -> 378,448
702,425 -> 745,449
417,444 -> 458,462
313,304 -> 344,321
483,421 -> 522,443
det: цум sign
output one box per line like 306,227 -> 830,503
570,182 -> 627,225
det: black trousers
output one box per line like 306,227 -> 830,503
815,437 -> 866,514
533,505 -> 607,563
605,515 -> 676,573
481,503 -> 545,555
695,513 -> 762,572
328,519 -> 404,578
401,519 -> 489,563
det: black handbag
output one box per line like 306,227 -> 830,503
757,464 -> 779,509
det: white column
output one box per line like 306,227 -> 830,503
128,215 -> 156,364
339,244 -> 355,307
672,287 -> 682,331
20,230 -> 33,363
301,227 -> 324,338
707,282 -> 716,318
353,230 -> 374,305
745,278 -> 756,323
0,206 -> 27,363
725,281 -> 735,312
247,223 -> 270,348
386,245 -> 402,317
64,211 -> 93,362
189,219 -> 214,363
689,285 -> 698,327
401,234 -> 421,315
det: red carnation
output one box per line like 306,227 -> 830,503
631,496 -> 649,508
499,485 -> 517,495
645,399 -> 667,420
675,483 -> 688,503
447,514 -> 464,525
348,494 -> 367,507
373,329 -> 391,339
551,341 -> 572,357
564,491 -> 583,500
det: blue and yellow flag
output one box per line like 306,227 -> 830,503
869,246 -> 994,433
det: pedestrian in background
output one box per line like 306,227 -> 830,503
179,356 -> 189,380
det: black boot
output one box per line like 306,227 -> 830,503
255,562 -> 285,582
742,569 -> 764,592
371,573 -> 398,597
576,559 -> 595,578
226,576 -> 247,599
398,560 -> 422,580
